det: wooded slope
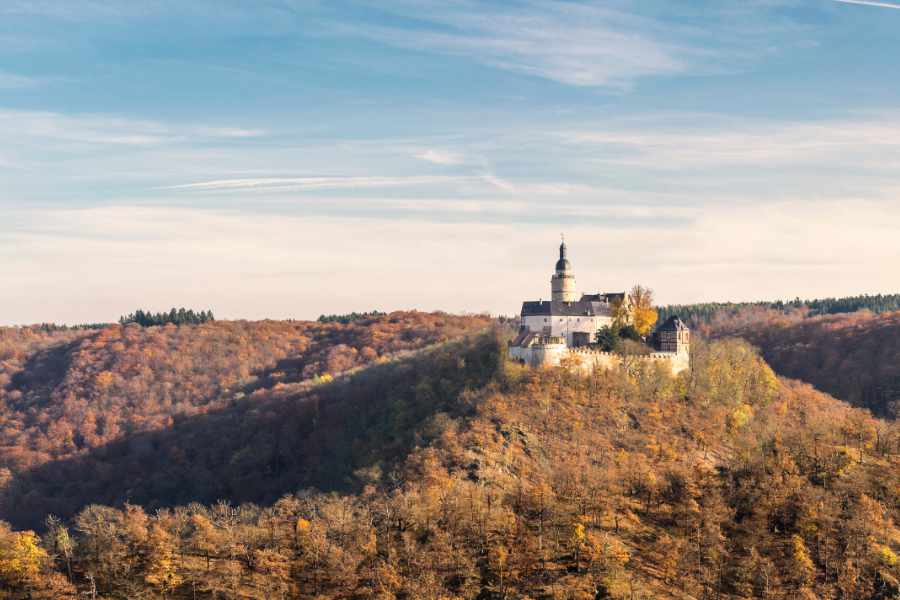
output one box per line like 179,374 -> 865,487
4,331 -> 900,599
0,312 -> 490,528
702,309 -> 900,419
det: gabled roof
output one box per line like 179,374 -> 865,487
521,292 -> 624,318
658,315 -> 689,331
522,300 -> 552,316
511,328 -> 537,347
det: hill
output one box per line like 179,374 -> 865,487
657,299 -> 900,419
708,309 -> 900,420
658,293 -> 900,328
4,323 -> 900,599
0,313 -> 490,526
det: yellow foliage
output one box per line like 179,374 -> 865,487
95,370 -> 115,391
0,529 -> 47,585
878,544 -> 898,566
628,285 -> 658,337
728,403 -> 754,431
144,524 -> 183,592
791,534 -> 815,585
572,522 -> 586,543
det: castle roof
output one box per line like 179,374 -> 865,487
522,300 -> 552,316
555,241 -> 571,272
511,329 -> 538,347
658,315 -> 689,331
521,292 -> 624,318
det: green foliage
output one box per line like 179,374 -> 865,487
596,326 -> 620,352
317,310 -> 386,324
119,307 -> 215,327
29,322 -> 110,331
619,324 -> 642,341
595,324 -> 645,353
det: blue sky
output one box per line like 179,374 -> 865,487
3,0 -> 900,324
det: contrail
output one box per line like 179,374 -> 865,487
833,0 -> 900,9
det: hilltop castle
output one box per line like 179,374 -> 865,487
509,240 -> 690,375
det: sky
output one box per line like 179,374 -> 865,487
3,0 -> 900,324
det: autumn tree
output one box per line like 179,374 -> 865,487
628,285 -> 658,337
0,524 -> 47,588
144,522 -> 183,598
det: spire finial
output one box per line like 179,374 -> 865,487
559,234 -> 567,260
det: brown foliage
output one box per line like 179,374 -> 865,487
4,323 -> 900,599
711,309 -> 900,418
0,313 -> 489,528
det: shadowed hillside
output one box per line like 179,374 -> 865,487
5,333 -> 900,599
656,301 -> 900,419
2,330 -> 502,530
0,313 -> 490,523
716,310 -> 900,419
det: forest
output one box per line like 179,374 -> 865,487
0,313 -> 489,526
119,308 -> 216,327
702,309 -> 900,420
658,293 -> 900,326
2,309 -> 900,598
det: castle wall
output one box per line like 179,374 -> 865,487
509,341 -> 568,368
523,314 -> 614,345
549,315 -> 613,344
510,344 -> 690,376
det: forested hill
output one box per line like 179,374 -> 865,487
0,312 -> 490,523
709,309 -> 900,420
656,297 -> 900,420
4,321 -> 900,598
658,293 -> 900,330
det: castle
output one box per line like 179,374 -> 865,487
508,239 -> 690,375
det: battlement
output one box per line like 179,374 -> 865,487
509,340 -> 690,376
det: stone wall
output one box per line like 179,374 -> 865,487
510,344 -> 690,376
509,340 -> 568,368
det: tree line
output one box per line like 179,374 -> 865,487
658,292 -> 900,326
316,311 -> 387,324
119,308 -> 216,327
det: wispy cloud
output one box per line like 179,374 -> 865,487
164,175 -> 469,192
335,2 -> 688,88
561,115 -> 900,169
0,109 -> 265,148
414,149 -> 465,166
833,0 -> 900,9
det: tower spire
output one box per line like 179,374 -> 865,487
551,236 -> 577,302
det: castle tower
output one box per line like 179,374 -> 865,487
657,316 -> 690,354
551,238 -> 578,303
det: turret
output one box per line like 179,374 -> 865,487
657,316 -> 690,354
551,238 -> 578,302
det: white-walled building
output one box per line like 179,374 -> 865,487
519,239 -> 625,347
509,240 -> 691,376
